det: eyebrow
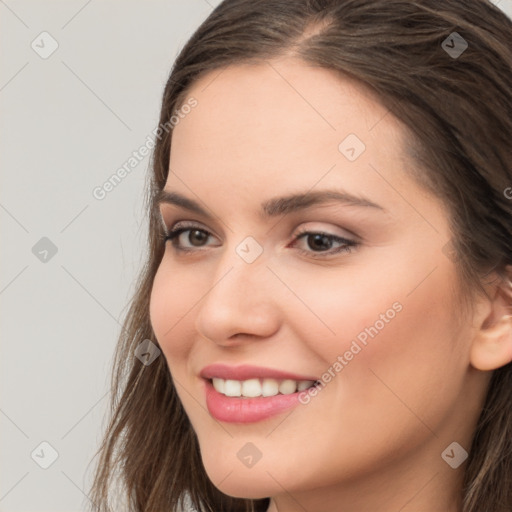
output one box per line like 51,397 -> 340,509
155,188 -> 384,219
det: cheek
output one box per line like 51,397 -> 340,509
285,257 -> 464,432
149,259 -> 198,362
337,301 -> 458,410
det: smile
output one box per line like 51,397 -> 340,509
200,364 -> 320,423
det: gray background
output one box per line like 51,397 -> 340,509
1,1 -> 511,510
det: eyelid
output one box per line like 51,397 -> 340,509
162,217 -> 356,240
164,219 -> 216,236
293,222 -> 358,241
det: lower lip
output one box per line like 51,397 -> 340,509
204,380 -> 303,423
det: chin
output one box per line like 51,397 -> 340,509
201,455 -> 277,499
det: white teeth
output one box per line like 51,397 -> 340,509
224,379 -> 242,397
212,378 -> 225,394
278,379 -> 297,395
262,378 -> 279,397
241,378 -> 262,397
211,378 -> 316,398
297,380 -> 315,391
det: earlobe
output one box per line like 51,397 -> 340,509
470,268 -> 512,371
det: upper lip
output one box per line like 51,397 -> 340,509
200,364 -> 318,382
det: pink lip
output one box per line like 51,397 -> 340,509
199,363 -> 318,382
204,380 -> 306,423
200,364 -> 318,424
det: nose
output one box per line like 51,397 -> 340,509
194,244 -> 281,346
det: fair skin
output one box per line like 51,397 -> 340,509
149,57 -> 512,512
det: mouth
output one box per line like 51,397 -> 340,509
200,364 -> 320,423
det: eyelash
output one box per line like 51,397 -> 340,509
162,222 -> 358,259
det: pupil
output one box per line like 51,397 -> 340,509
309,234 -> 331,251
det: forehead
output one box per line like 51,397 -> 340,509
173,58 -> 398,151
171,59 -> 406,178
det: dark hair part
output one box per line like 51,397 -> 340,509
88,1 -> 512,511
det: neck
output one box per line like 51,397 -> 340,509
265,448 -> 464,512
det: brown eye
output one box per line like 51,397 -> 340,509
292,230 -> 358,258
305,233 -> 334,251
165,225 -> 217,251
187,229 -> 209,246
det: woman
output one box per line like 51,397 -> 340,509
88,1 -> 512,511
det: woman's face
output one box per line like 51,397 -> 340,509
150,58 -> 489,509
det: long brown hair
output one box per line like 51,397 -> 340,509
88,1 -> 512,511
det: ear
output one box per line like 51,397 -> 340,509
470,266 -> 512,371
